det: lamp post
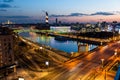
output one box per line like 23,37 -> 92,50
45,61 -> 49,73
45,61 -> 49,66
101,59 -> 104,70
39,47 -> 43,52
114,52 -> 117,57
114,49 -> 117,58
100,41 -> 103,46
39,47 -> 43,50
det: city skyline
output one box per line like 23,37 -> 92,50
0,0 -> 120,23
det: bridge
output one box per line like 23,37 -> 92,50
13,29 -> 41,33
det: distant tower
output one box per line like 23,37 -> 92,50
45,12 -> 49,24
56,18 -> 58,24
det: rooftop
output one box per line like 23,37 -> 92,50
0,27 -> 13,35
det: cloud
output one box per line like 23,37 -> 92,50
50,14 -> 67,17
70,13 -> 87,16
50,13 -> 87,17
91,12 -> 114,15
0,3 -> 18,8
3,0 -> 14,2
0,16 -> 35,24
112,11 -> 120,14
0,0 -> 18,9
0,3 -> 12,8
0,9 -> 7,12
0,16 -> 31,19
50,12 -> 116,18
13,6 -> 19,8
6,16 -> 31,18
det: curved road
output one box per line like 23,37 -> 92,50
40,41 -> 120,80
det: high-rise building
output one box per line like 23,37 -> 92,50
0,27 -> 14,69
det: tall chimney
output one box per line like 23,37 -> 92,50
46,12 -> 49,24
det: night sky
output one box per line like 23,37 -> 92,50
0,0 -> 120,23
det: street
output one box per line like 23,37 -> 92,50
40,41 -> 120,80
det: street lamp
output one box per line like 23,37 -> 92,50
39,47 -> 43,50
114,52 -> 117,57
39,47 -> 43,52
45,61 -> 49,72
45,61 -> 49,66
114,49 -> 117,58
100,41 -> 103,46
101,58 -> 104,69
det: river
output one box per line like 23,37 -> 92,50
19,32 -> 97,53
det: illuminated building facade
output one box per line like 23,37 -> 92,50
50,26 -> 71,33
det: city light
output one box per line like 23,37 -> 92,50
0,0 -> 120,80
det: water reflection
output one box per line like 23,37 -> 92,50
19,32 -> 97,53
